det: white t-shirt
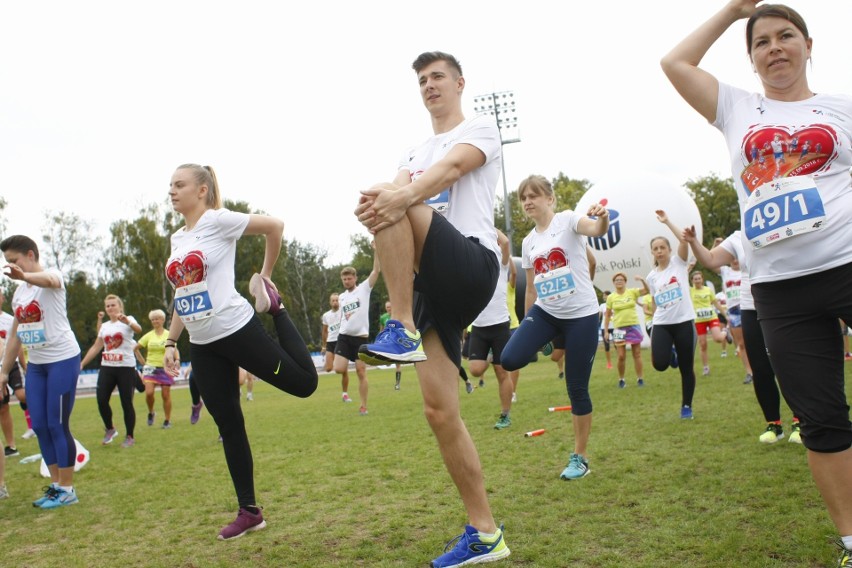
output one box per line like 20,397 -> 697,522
715,83 -> 852,283
0,311 -> 14,366
338,280 -> 373,338
720,266 -> 742,310
599,302 -> 614,330
166,208 -> 254,345
10,268 -> 80,364
399,114 -> 502,258
646,255 -> 695,325
521,210 -> 599,320
473,256 -> 510,327
719,230 -> 754,311
322,309 -> 342,343
98,317 -> 139,368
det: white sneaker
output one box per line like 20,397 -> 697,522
511,392 -> 517,403
21,429 -> 36,440
702,366 -> 710,376
246,392 -> 254,401
0,484 -> 8,499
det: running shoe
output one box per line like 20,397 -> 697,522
836,538 -> 852,568
4,446 -> 19,457
191,401 -> 204,425
558,372 -> 564,380
121,436 -> 135,448
637,378 -> 645,387
0,484 -> 8,499
560,453 -> 590,480
618,379 -> 626,389
246,392 -> 253,401
218,507 -> 267,540
162,420 -> 171,429
430,524 -> 510,568
40,487 -> 79,509
788,422 -> 803,444
147,412 -> 155,426
342,393 -> 352,403
670,346 -> 679,369
479,379 -> 485,388
759,423 -> 784,444
702,366 -> 710,376
725,329 -> 733,344
511,392 -> 517,403
743,373 -> 753,384
21,428 -> 36,439
494,414 -> 511,430
541,342 -> 554,356
721,350 -> 728,358
845,353 -> 852,362
359,406 -> 368,416
465,382 -> 473,394
33,485 -> 58,507
248,273 -> 282,316
680,405 -> 694,420
102,428 -> 118,445
394,379 -> 400,391
606,361 -> 613,369
358,320 -> 426,365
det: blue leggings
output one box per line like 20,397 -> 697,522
502,307 -> 598,415
25,354 -> 80,468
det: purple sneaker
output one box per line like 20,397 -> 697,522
218,507 -> 267,540
191,401 -> 204,425
249,273 -> 282,316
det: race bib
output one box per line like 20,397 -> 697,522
174,282 -> 214,323
16,322 -> 48,350
424,188 -> 450,213
534,266 -> 576,302
654,281 -> 683,310
696,308 -> 714,320
612,329 -> 626,342
143,365 -> 155,376
726,288 -> 741,303
745,176 -> 825,249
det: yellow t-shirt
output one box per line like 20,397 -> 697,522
690,286 -> 717,323
606,288 -> 641,328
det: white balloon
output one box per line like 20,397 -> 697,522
575,173 -> 703,293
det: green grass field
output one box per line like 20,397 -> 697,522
1,342 -> 848,567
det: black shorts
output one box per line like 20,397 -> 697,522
325,341 -> 338,354
1,365 -> 23,405
469,321 -> 511,365
413,212 -> 499,367
752,261 -> 852,453
334,334 -> 367,363
552,334 -> 566,351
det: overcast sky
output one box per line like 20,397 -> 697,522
2,1 -> 850,266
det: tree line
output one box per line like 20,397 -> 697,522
0,174 -> 739,364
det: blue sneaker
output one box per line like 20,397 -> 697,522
560,453 -> 589,480
680,405 -> 694,420
541,342 -> 554,356
431,524 -> 510,567
40,487 -> 79,509
32,485 -> 58,508
358,320 -> 426,365
494,414 -> 511,430
670,346 -> 679,369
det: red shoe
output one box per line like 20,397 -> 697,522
606,362 -> 612,369
218,507 -> 267,540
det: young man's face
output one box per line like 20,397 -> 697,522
341,274 -> 357,291
417,60 -> 463,115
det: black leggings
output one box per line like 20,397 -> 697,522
96,366 -> 137,438
188,371 -> 202,406
741,309 -> 796,424
651,320 -> 697,408
190,312 -> 318,508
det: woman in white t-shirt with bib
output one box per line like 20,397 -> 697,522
645,211 -> 698,420
0,235 -> 82,509
501,175 -> 609,481
663,3 -> 852,561
81,294 -> 143,448
161,163 -> 318,541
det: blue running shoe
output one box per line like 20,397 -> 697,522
40,487 -> 79,509
431,524 -> 510,567
541,342 -> 554,356
560,453 -> 590,480
680,405 -> 694,420
670,346 -> 679,369
32,485 -> 58,508
359,320 -> 426,365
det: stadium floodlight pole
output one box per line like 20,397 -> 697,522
473,90 -> 520,256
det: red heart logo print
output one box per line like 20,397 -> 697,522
533,248 -> 568,275
15,301 -> 42,323
166,250 -> 206,287
741,124 -> 838,193
103,333 -> 123,351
